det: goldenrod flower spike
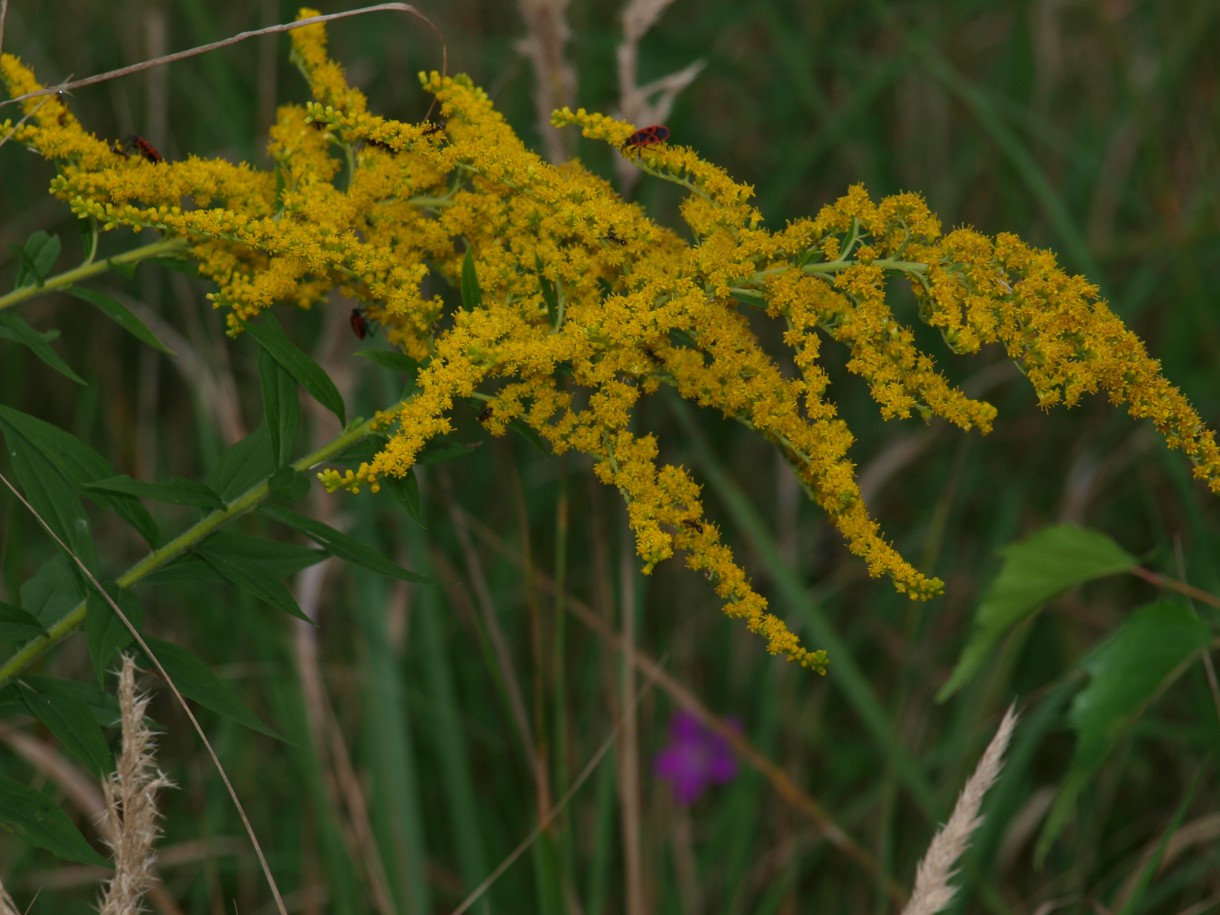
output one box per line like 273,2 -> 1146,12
8,11 -> 1219,674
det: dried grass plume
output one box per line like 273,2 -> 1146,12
902,704 -> 1019,915
98,655 -> 175,915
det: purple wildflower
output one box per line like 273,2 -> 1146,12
653,710 -> 741,806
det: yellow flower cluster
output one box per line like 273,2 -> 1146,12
5,9 -> 1218,672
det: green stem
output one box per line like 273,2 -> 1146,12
0,413 -> 383,688
0,237 -> 189,311
727,257 -> 932,304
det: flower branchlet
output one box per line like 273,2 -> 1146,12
5,9 -> 1218,673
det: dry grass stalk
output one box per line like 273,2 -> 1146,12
0,876 -> 19,915
902,704 -> 1019,915
614,0 -> 704,191
98,655 -> 175,915
516,0 -> 576,162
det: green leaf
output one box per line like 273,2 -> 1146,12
150,533 -> 324,584
204,532 -> 329,576
62,286 -> 174,353
242,314 -> 345,426
384,471 -> 423,526
0,312 -> 87,385
140,638 -> 280,739
85,586 -> 143,684
938,525 -> 1137,700
208,424 -> 274,502
17,680 -> 113,776
508,418 -> 549,455
1036,600 -> 1211,862
537,255 -> 559,327
460,246 -> 482,311
0,602 -> 46,642
75,217 -> 100,264
85,474 -> 224,511
257,346 -> 300,468
730,288 -> 768,309
21,676 -> 119,725
0,773 -> 109,867
0,405 -> 159,547
417,439 -> 482,465
5,431 -> 95,564
10,231 -> 61,287
21,555 -> 84,630
194,539 -> 312,622
259,504 -> 430,582
268,466 -> 310,501
359,350 -> 421,379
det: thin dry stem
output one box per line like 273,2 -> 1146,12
516,0 -> 576,162
0,876 -> 18,915
449,653 -> 664,915
0,469 -> 288,915
614,0 -> 703,191
98,655 -> 175,915
902,704 -> 1019,915
0,5 -> 446,110
458,503 -> 908,905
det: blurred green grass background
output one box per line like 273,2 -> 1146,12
1,0 -> 1218,912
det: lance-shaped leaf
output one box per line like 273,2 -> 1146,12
17,680 -> 113,776
257,346 -> 300,468
0,405 -> 159,547
140,638 -> 280,739
0,773 -> 109,867
63,286 -> 174,354
242,313 -> 345,426
259,504 -> 429,582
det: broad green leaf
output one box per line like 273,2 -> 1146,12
208,423 -> 274,502
143,554 -> 225,585
20,676 -> 119,725
259,504 -> 430,582
460,247 -> 482,311
140,637 -> 280,739
10,231 -> 61,287
267,467 -> 310,501
0,602 -> 46,642
63,286 -> 174,353
333,436 -> 385,466
242,314 -> 345,425
150,533 -> 324,584
195,540 -> 311,621
257,346 -> 300,468
1036,600 -> 1210,862
85,474 -> 224,511
20,555 -> 84,630
417,439 -> 482,465
0,773 -> 109,867
359,350 -> 420,381
6,430 -> 95,564
0,405 -> 159,546
508,418 -> 549,455
0,312 -> 86,385
85,586 -> 143,684
938,525 -> 1137,700
17,680 -> 113,776
203,532 -> 328,576
384,470 -> 423,526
